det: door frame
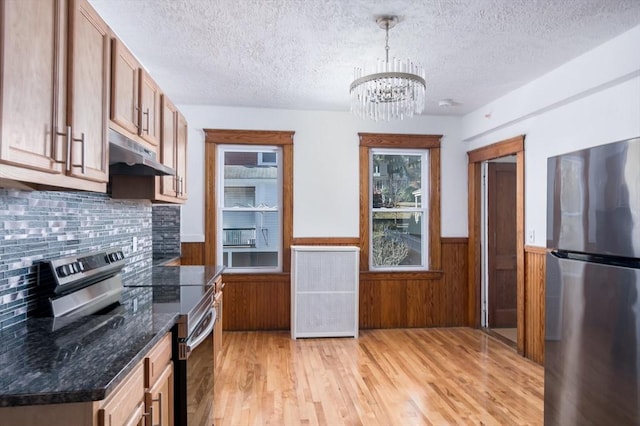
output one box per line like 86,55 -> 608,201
467,135 -> 525,354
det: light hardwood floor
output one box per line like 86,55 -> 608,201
213,328 -> 543,425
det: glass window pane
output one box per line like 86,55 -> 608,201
371,211 -> 424,267
224,152 -> 278,207
222,210 -> 280,268
224,186 -> 255,207
372,153 -> 423,209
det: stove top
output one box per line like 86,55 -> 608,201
122,265 -> 224,339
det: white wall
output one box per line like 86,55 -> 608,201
461,24 -> 640,247
178,108 -> 468,242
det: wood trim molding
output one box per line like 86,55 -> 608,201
467,135 -> 524,163
358,133 -> 442,272
359,133 -> 442,149
204,129 -> 294,270
467,135 -> 526,354
221,273 -> 290,282
429,147 -> 442,270
360,271 -> 444,281
524,245 -> 548,255
204,141 -> 216,265
359,145 -> 370,270
291,237 -> 360,246
441,237 -> 468,244
204,129 -> 294,145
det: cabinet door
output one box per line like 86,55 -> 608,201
0,0 -> 66,173
176,112 -> 188,200
98,363 -> 146,426
160,95 -> 178,198
111,39 -> 140,136
67,0 -> 109,183
139,70 -> 161,148
145,362 -> 174,426
213,292 -> 223,370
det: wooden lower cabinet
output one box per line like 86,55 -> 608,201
144,333 -> 173,426
97,363 -> 146,426
213,290 -> 223,371
145,363 -> 173,426
0,333 -> 173,426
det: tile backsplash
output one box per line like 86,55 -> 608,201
152,205 -> 181,256
0,189 -> 153,329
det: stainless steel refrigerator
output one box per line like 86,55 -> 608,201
545,136 -> 640,425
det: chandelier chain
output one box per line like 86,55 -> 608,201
384,21 -> 390,63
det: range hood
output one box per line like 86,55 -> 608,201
108,129 -> 175,176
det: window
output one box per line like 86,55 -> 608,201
359,133 -> 441,272
217,145 -> 282,272
370,149 -> 428,269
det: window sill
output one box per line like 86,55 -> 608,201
360,270 -> 444,281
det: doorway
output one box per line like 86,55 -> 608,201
482,159 -> 517,345
467,135 -> 525,354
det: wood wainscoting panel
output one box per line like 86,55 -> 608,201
525,245 -> 546,365
187,239 -> 468,332
180,242 -> 205,265
222,273 -> 291,331
359,238 -> 468,329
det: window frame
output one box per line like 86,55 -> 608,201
369,148 -> 429,271
359,133 -> 442,272
217,145 -> 283,272
204,129 -> 294,272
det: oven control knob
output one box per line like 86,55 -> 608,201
77,262 -> 85,272
59,264 -> 73,277
56,265 -> 68,277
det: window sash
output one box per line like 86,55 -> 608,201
217,145 -> 283,272
369,149 -> 429,270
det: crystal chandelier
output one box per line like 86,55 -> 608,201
350,16 -> 426,121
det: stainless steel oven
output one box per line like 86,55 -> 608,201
144,266 -> 220,426
175,306 -> 216,426
38,251 -> 221,426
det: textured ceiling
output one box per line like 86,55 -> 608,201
88,0 -> 640,115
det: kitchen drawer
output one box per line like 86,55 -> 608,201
144,333 -> 173,388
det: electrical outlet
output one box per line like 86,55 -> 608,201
527,229 -> 535,244
132,236 -> 138,252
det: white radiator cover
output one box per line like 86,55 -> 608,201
291,246 -> 359,339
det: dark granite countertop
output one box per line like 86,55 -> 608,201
0,303 -> 178,407
0,264 -> 225,408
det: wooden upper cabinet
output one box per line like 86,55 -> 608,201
139,71 -> 162,148
176,111 -> 188,200
0,0 -> 65,174
111,39 -> 140,136
67,0 -> 110,183
160,95 -> 178,198
0,0 -> 107,191
110,38 -> 161,152
110,96 -> 188,203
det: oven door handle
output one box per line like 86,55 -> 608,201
184,309 -> 216,358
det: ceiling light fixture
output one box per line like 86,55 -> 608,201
350,16 -> 426,121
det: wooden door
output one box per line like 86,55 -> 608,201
111,39 -> 140,136
0,0 -> 66,173
160,95 -> 177,198
487,162 -> 517,327
176,111 -> 188,200
67,0 -> 109,182
139,70 -> 162,148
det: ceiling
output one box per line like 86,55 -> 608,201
88,0 -> 640,116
